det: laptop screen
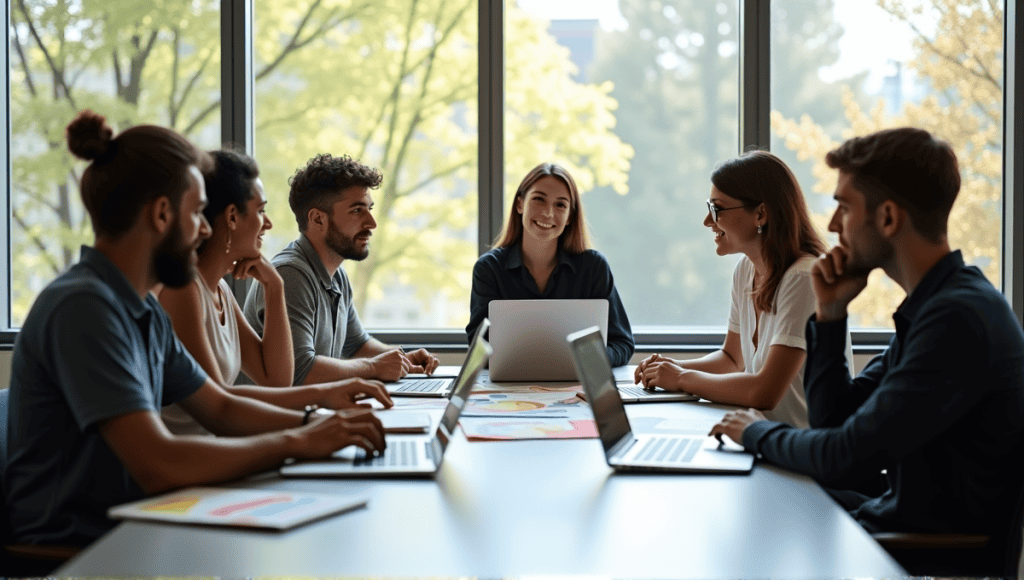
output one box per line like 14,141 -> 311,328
568,328 -> 632,454
437,321 -> 492,449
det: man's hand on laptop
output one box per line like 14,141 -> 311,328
708,408 -> 766,448
405,348 -> 440,375
295,408 -> 387,458
369,349 -> 416,381
319,378 -> 394,410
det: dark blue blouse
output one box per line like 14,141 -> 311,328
467,245 -> 634,366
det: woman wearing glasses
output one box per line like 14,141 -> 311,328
466,162 -> 634,366
635,151 -> 852,428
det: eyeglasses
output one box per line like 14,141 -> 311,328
706,199 -> 751,223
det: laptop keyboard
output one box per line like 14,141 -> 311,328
636,436 -> 701,464
619,385 -> 658,397
352,440 -> 420,468
393,379 -> 448,393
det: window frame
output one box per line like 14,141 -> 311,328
2,0 -> 1021,351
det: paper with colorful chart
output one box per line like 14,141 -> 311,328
459,384 -> 598,440
107,487 -> 368,530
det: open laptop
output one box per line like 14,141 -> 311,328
488,299 -> 608,382
568,327 -> 754,474
614,382 -> 700,403
280,329 -> 491,478
384,319 -> 490,397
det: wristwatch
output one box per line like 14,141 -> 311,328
302,404 -> 319,425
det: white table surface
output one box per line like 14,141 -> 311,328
57,370 -> 905,577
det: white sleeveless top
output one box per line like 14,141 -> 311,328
727,255 -> 854,429
160,278 -> 242,436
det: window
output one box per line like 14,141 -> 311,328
770,0 -> 1004,329
6,0 -> 221,328
3,0 -> 1020,343
254,0 -> 479,330
508,0 -> 740,329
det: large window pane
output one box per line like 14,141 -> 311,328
254,0 -> 479,330
508,0 -> 741,328
771,0 -> 1004,329
8,0 -> 221,327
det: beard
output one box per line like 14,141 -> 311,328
326,220 -> 370,261
843,222 -> 895,278
153,217 -> 198,289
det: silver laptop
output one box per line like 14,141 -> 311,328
568,327 -> 754,474
615,381 -> 700,403
385,320 -> 490,397
489,299 -> 608,382
609,367 -> 700,403
280,330 -> 492,478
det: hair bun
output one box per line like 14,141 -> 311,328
66,110 -> 114,161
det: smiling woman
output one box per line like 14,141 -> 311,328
636,151 -> 853,428
466,162 -> 635,366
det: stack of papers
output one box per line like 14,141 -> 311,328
108,487 -> 368,530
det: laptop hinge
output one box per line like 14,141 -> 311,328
607,432 -> 636,461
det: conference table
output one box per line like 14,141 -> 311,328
58,367 -> 906,577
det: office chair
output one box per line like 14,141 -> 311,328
872,479 -> 1024,577
1,388 -> 81,576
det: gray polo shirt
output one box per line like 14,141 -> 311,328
243,234 -> 371,384
5,246 -> 207,545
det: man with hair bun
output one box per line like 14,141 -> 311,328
4,111 -> 386,553
710,127 -> 1024,576
243,153 -> 440,386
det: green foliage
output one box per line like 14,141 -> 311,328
9,0 -> 632,328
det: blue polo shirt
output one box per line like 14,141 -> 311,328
467,245 -> 635,366
4,246 -> 207,545
743,251 -> 1024,571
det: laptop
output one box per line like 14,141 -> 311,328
385,320 -> 490,397
567,327 -> 754,474
614,382 -> 700,404
280,329 -> 492,478
488,299 -> 608,382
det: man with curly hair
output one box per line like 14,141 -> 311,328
244,153 -> 439,385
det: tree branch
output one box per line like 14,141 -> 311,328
170,28 -> 180,127
11,208 -> 62,275
17,0 -> 77,110
10,19 -> 38,97
183,100 -> 221,136
173,48 -> 216,129
395,159 -> 471,198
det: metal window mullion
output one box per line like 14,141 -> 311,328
1005,0 -> 1024,327
3,5 -> 11,331
739,0 -> 770,152
221,0 -> 254,305
478,0 -> 504,256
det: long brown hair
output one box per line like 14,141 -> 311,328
711,151 -> 825,313
495,163 -> 591,253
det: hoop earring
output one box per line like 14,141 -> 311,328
225,230 -> 232,254
757,224 -> 763,234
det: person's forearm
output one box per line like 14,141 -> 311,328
301,355 -> 374,384
137,430 -> 304,494
676,350 -> 742,374
226,383 -> 334,410
675,370 -> 785,410
607,338 -> 634,367
257,282 -> 294,386
804,316 -> 871,427
196,391 -> 305,436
